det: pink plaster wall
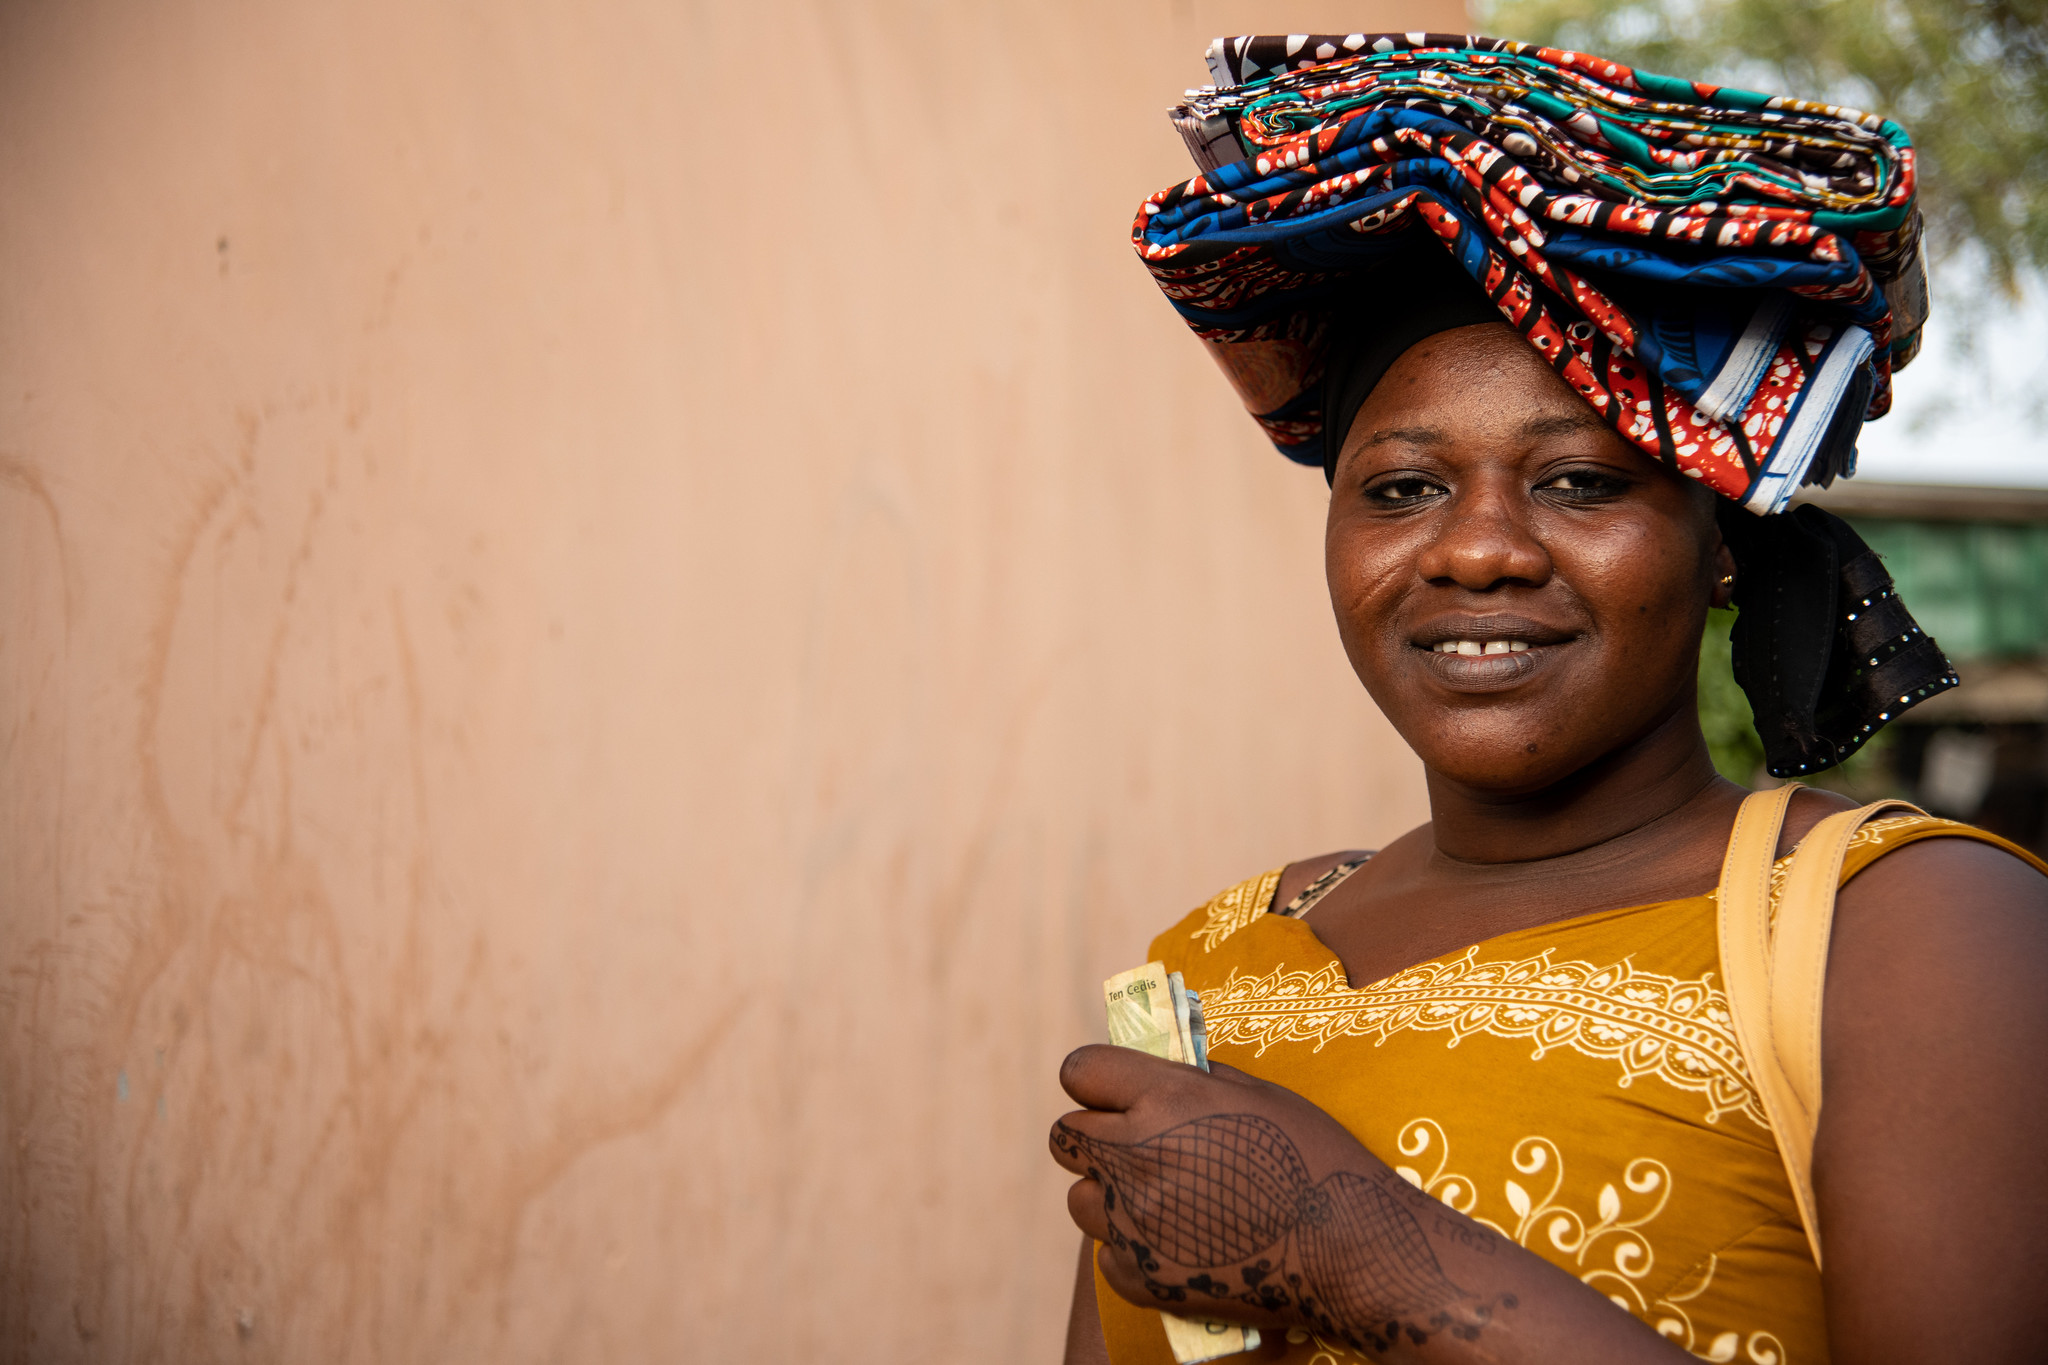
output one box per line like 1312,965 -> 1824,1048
0,2 -> 1457,1360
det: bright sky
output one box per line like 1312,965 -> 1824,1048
1852,264 -> 2048,488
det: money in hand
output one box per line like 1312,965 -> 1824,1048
1099,963 -> 1256,1363
1103,962 -> 1184,1063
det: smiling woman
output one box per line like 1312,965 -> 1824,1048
1053,32 -> 2048,1365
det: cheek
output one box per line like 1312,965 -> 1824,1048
1561,519 -> 1708,638
1324,518 -> 1413,629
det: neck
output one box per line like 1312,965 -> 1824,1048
1422,705 -> 1737,866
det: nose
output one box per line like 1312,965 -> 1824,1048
1414,485 -> 1553,591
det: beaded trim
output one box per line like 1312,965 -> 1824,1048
1768,581 -> 1959,778
1275,855 -> 1373,919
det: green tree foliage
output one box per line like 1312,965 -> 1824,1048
1477,0 -> 2048,291
1696,608 -> 1766,782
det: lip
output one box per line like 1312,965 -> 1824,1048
1410,614 -> 1580,651
1408,613 -> 1583,692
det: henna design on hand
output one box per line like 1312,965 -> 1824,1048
1056,1114 -> 1513,1353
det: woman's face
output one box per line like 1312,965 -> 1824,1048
1326,322 -> 1731,794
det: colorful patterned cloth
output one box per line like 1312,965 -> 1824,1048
1137,32 -> 1929,513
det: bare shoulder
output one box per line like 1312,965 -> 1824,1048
1816,832 -> 2048,1359
1826,831 -> 2048,1033
1834,829 -> 2048,929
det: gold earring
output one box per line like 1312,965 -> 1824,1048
1719,573 -> 1735,587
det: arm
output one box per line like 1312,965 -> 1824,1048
1051,1048 -> 1694,1363
1815,837 -> 2048,1363
1064,1234 -> 1111,1365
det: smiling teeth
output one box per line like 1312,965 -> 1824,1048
1435,640 -> 1531,655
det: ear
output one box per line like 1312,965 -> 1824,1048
1709,539 -> 1738,609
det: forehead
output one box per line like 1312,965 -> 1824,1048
1371,323 -> 1583,411
1340,323 -> 1608,460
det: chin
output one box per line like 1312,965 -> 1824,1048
1388,710 -> 1611,794
1426,752 -> 1591,796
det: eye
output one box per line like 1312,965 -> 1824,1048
1537,467 -> 1632,501
1364,474 -> 1449,508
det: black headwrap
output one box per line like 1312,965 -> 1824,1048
1321,248 -> 1502,483
1322,252 -> 1958,777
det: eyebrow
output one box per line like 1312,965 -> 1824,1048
1358,425 -> 1450,450
1520,410 -> 1606,439
1355,408 -> 1605,452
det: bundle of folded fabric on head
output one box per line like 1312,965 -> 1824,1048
1134,32 -> 1952,776
1141,31 -> 1928,512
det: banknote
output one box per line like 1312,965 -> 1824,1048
1168,972 -> 1195,1068
1185,982 -> 1208,1071
1158,1312 -> 1258,1363
1100,963 -> 1255,1363
1103,962 -> 1183,1063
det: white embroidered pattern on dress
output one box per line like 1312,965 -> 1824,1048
1203,948 -> 1765,1127
1393,1119 -> 1788,1364
1190,816 -> 1952,1130
1188,868 -> 1283,951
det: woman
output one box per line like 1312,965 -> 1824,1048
1053,33 -> 2048,1364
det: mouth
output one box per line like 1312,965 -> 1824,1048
1409,616 -> 1581,690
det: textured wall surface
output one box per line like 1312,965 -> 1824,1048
0,2 -> 1455,1360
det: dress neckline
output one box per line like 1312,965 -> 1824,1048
1259,882 -> 1721,995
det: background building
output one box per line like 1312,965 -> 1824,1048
1808,482 -> 2048,857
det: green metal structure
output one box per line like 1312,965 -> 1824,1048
1855,519 -> 2048,661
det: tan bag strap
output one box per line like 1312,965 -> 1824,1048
1716,784 -> 1806,1250
1715,785 -> 1927,1271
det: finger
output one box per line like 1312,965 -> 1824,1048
1201,1059 -> 1284,1093
1050,1106 -> 1149,1173
1059,1044 -> 1179,1110
1203,1060 -> 1345,1128
1047,1114 -> 1100,1175
1065,1178 -> 1112,1243
1096,1248 -> 1275,1334
1094,1243 -> 1161,1311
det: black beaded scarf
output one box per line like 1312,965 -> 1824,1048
1716,503 -> 1957,778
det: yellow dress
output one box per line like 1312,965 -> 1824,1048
1094,814 -> 2042,1365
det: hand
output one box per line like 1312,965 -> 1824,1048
1049,1045 -> 1510,1357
